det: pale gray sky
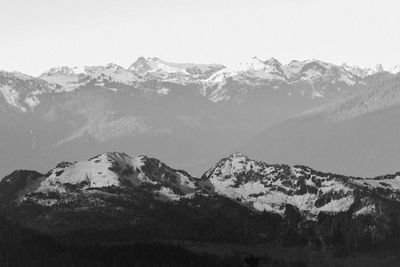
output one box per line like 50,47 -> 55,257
1,0 -> 400,75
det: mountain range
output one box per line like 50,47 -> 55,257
4,56 -> 399,112
2,151 -> 400,253
1,56 -> 400,179
3,56 -> 400,264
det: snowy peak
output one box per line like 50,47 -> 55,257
128,56 -> 223,81
206,56 -> 287,89
128,56 -> 156,75
239,56 -> 268,71
202,153 -> 400,218
202,153 -> 257,179
282,59 -> 357,85
39,66 -> 90,91
205,57 -> 362,103
24,152 -> 198,204
40,64 -> 141,91
265,57 -> 282,67
342,63 -> 371,78
38,152 -> 132,193
264,57 -> 284,73
128,57 -> 193,82
342,63 -> 400,78
104,62 -> 124,71
42,64 -> 125,77
84,64 -> 141,85
388,64 -> 400,74
128,56 -> 190,75
236,56 -> 283,74
42,66 -> 87,76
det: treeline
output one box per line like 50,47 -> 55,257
0,216 -> 310,267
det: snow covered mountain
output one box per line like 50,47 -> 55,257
341,63 -> 392,78
282,59 -> 358,85
206,56 -> 286,84
206,57 -> 361,86
202,153 -> 400,219
40,63 -> 142,91
15,152 -> 198,206
2,152 -> 400,249
36,56 -> 398,103
203,57 -> 366,103
128,56 -> 224,81
389,64 -> 400,75
0,71 -> 60,112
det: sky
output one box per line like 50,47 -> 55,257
1,0 -> 400,76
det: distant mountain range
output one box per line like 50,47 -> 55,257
0,56 -> 400,179
3,56 -> 399,112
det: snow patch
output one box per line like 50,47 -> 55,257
0,85 -> 26,112
158,187 -> 181,200
157,88 -> 170,95
353,205 -> 376,217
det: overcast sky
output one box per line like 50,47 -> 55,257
1,0 -> 400,75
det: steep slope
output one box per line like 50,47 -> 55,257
0,71 -> 60,112
240,73 -> 400,177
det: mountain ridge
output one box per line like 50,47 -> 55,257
2,56 -> 399,110
2,151 -> 400,251
5,151 -> 400,216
